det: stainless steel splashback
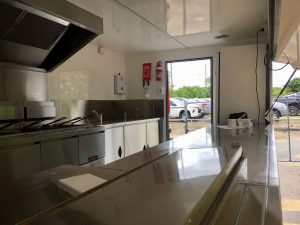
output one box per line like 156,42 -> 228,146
24,101 -> 56,119
0,101 -> 24,121
55,100 -> 164,122
0,67 -> 48,102
0,101 -> 56,121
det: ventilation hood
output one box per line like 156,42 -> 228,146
0,0 -> 103,72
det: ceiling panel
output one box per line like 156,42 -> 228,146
68,0 -> 269,53
68,0 -> 185,53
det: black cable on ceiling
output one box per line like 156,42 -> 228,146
264,52 -> 289,71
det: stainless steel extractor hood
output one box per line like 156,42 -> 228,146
0,0 -> 103,72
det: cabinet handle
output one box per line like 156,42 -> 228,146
88,155 -> 98,162
118,146 -> 122,158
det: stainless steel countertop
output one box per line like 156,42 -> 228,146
20,124 -> 281,225
0,165 -> 124,225
30,147 -> 240,225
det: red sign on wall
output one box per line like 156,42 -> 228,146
143,63 -> 152,81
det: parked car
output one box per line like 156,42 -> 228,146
169,98 -> 203,120
192,98 -> 211,115
273,101 -> 288,120
175,97 -> 211,115
277,92 -> 300,116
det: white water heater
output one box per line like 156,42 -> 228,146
114,73 -> 125,95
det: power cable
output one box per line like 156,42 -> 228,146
255,28 -> 264,123
264,52 -> 289,71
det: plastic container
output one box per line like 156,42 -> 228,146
228,119 -> 253,128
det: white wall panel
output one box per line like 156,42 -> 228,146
125,43 -> 267,127
48,44 -> 126,100
219,44 -> 266,123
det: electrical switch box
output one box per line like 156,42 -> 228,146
114,73 -> 125,95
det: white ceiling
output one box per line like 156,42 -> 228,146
68,0 -> 269,54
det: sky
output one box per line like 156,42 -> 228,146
167,59 -> 211,89
168,60 -> 300,89
272,62 -> 300,87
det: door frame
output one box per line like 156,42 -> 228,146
165,57 -> 214,140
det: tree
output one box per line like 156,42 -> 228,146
286,77 -> 300,93
170,86 -> 211,98
272,87 -> 290,97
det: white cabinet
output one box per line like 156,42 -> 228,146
104,119 -> 160,163
146,121 -> 159,148
124,123 -> 147,157
105,127 -> 124,164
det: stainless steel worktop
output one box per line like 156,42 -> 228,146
14,124 -> 281,225
30,147 -> 240,225
0,165 -> 124,225
1,125 -> 282,225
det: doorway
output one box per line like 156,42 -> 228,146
166,58 -> 213,139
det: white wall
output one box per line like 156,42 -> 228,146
48,44 -> 126,100
219,44 -> 266,123
125,43 -> 267,126
46,41 -> 267,126
126,45 -> 220,100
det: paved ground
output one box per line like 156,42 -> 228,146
270,118 -> 300,225
279,162 -> 300,225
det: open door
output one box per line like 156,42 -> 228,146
166,58 -> 213,139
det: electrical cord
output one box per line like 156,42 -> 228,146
255,28 -> 264,123
264,52 -> 289,71
265,68 -> 297,117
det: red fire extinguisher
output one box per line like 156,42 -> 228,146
142,63 -> 152,87
156,61 -> 162,81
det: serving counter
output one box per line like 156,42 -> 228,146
1,125 -> 282,225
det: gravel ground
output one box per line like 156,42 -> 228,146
169,116 -> 211,138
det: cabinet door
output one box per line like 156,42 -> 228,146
79,132 -> 105,165
105,127 -> 124,164
41,137 -> 78,170
0,144 -> 41,184
146,121 -> 159,148
124,123 -> 146,157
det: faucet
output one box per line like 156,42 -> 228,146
92,109 -> 102,125
124,112 -> 127,122
135,107 -> 139,120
